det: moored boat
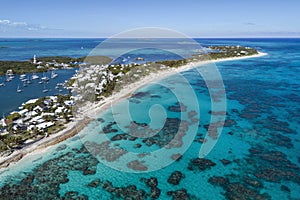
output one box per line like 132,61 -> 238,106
16,85 -> 22,93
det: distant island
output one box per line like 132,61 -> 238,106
0,45 -> 265,168
0,55 -> 112,76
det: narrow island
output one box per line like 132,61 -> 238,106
0,45 -> 267,168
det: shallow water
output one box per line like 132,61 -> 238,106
0,38 -> 299,199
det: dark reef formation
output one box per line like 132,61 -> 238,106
0,146 -> 98,199
187,158 -> 216,171
167,171 -> 185,185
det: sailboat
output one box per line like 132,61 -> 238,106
41,72 -> 49,82
51,71 -> 58,79
26,75 -> 32,84
0,78 -> 5,87
42,82 -> 48,93
17,85 -> 22,93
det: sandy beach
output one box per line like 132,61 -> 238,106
0,52 -> 267,170
80,52 -> 267,118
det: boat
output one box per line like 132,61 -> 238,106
26,75 -> 32,84
42,83 -> 49,93
41,73 -> 49,81
6,73 -> 14,82
32,74 -> 39,80
20,74 -> 26,80
57,83 -> 64,86
17,85 -> 22,93
51,71 -> 58,79
135,57 -> 144,61
6,70 -> 15,82
0,78 -> 5,87
6,76 -> 12,82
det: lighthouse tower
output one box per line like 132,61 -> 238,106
33,55 -> 37,64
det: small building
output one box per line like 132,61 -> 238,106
55,107 -> 64,114
49,96 -> 58,102
27,110 -> 38,117
24,98 -> 38,105
27,125 -> 36,131
43,99 -> 51,105
36,122 -> 54,130
18,109 -> 28,116
33,106 -> 43,113
42,112 -> 55,117
1,118 -> 6,127
64,100 -> 75,106
30,116 -> 45,124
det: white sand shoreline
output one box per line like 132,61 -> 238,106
81,51 -> 267,118
0,52 -> 267,170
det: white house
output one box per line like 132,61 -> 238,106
55,107 -> 64,114
25,99 -> 38,105
64,100 -> 75,106
36,122 -> 54,130
18,109 -> 28,116
49,96 -> 58,102
30,116 -> 45,124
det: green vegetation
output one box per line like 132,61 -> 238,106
0,61 -> 44,75
6,113 -> 21,121
0,55 -> 112,75
102,81 -> 117,97
67,78 -> 76,87
34,56 -> 83,63
84,55 -> 112,65
208,46 -> 258,59
155,59 -> 188,68
23,97 -> 46,111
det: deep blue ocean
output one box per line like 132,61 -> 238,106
0,38 -> 299,199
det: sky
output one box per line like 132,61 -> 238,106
0,0 -> 299,38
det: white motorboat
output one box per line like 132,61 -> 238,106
32,74 -> 39,80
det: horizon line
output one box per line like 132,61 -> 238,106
0,36 -> 300,39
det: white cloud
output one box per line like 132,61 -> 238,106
0,19 -> 11,25
244,22 -> 256,26
0,19 -> 66,37
0,19 -> 59,33
11,22 -> 28,26
0,19 -> 28,27
27,27 -> 38,31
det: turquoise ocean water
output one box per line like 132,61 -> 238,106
0,38 -> 299,199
